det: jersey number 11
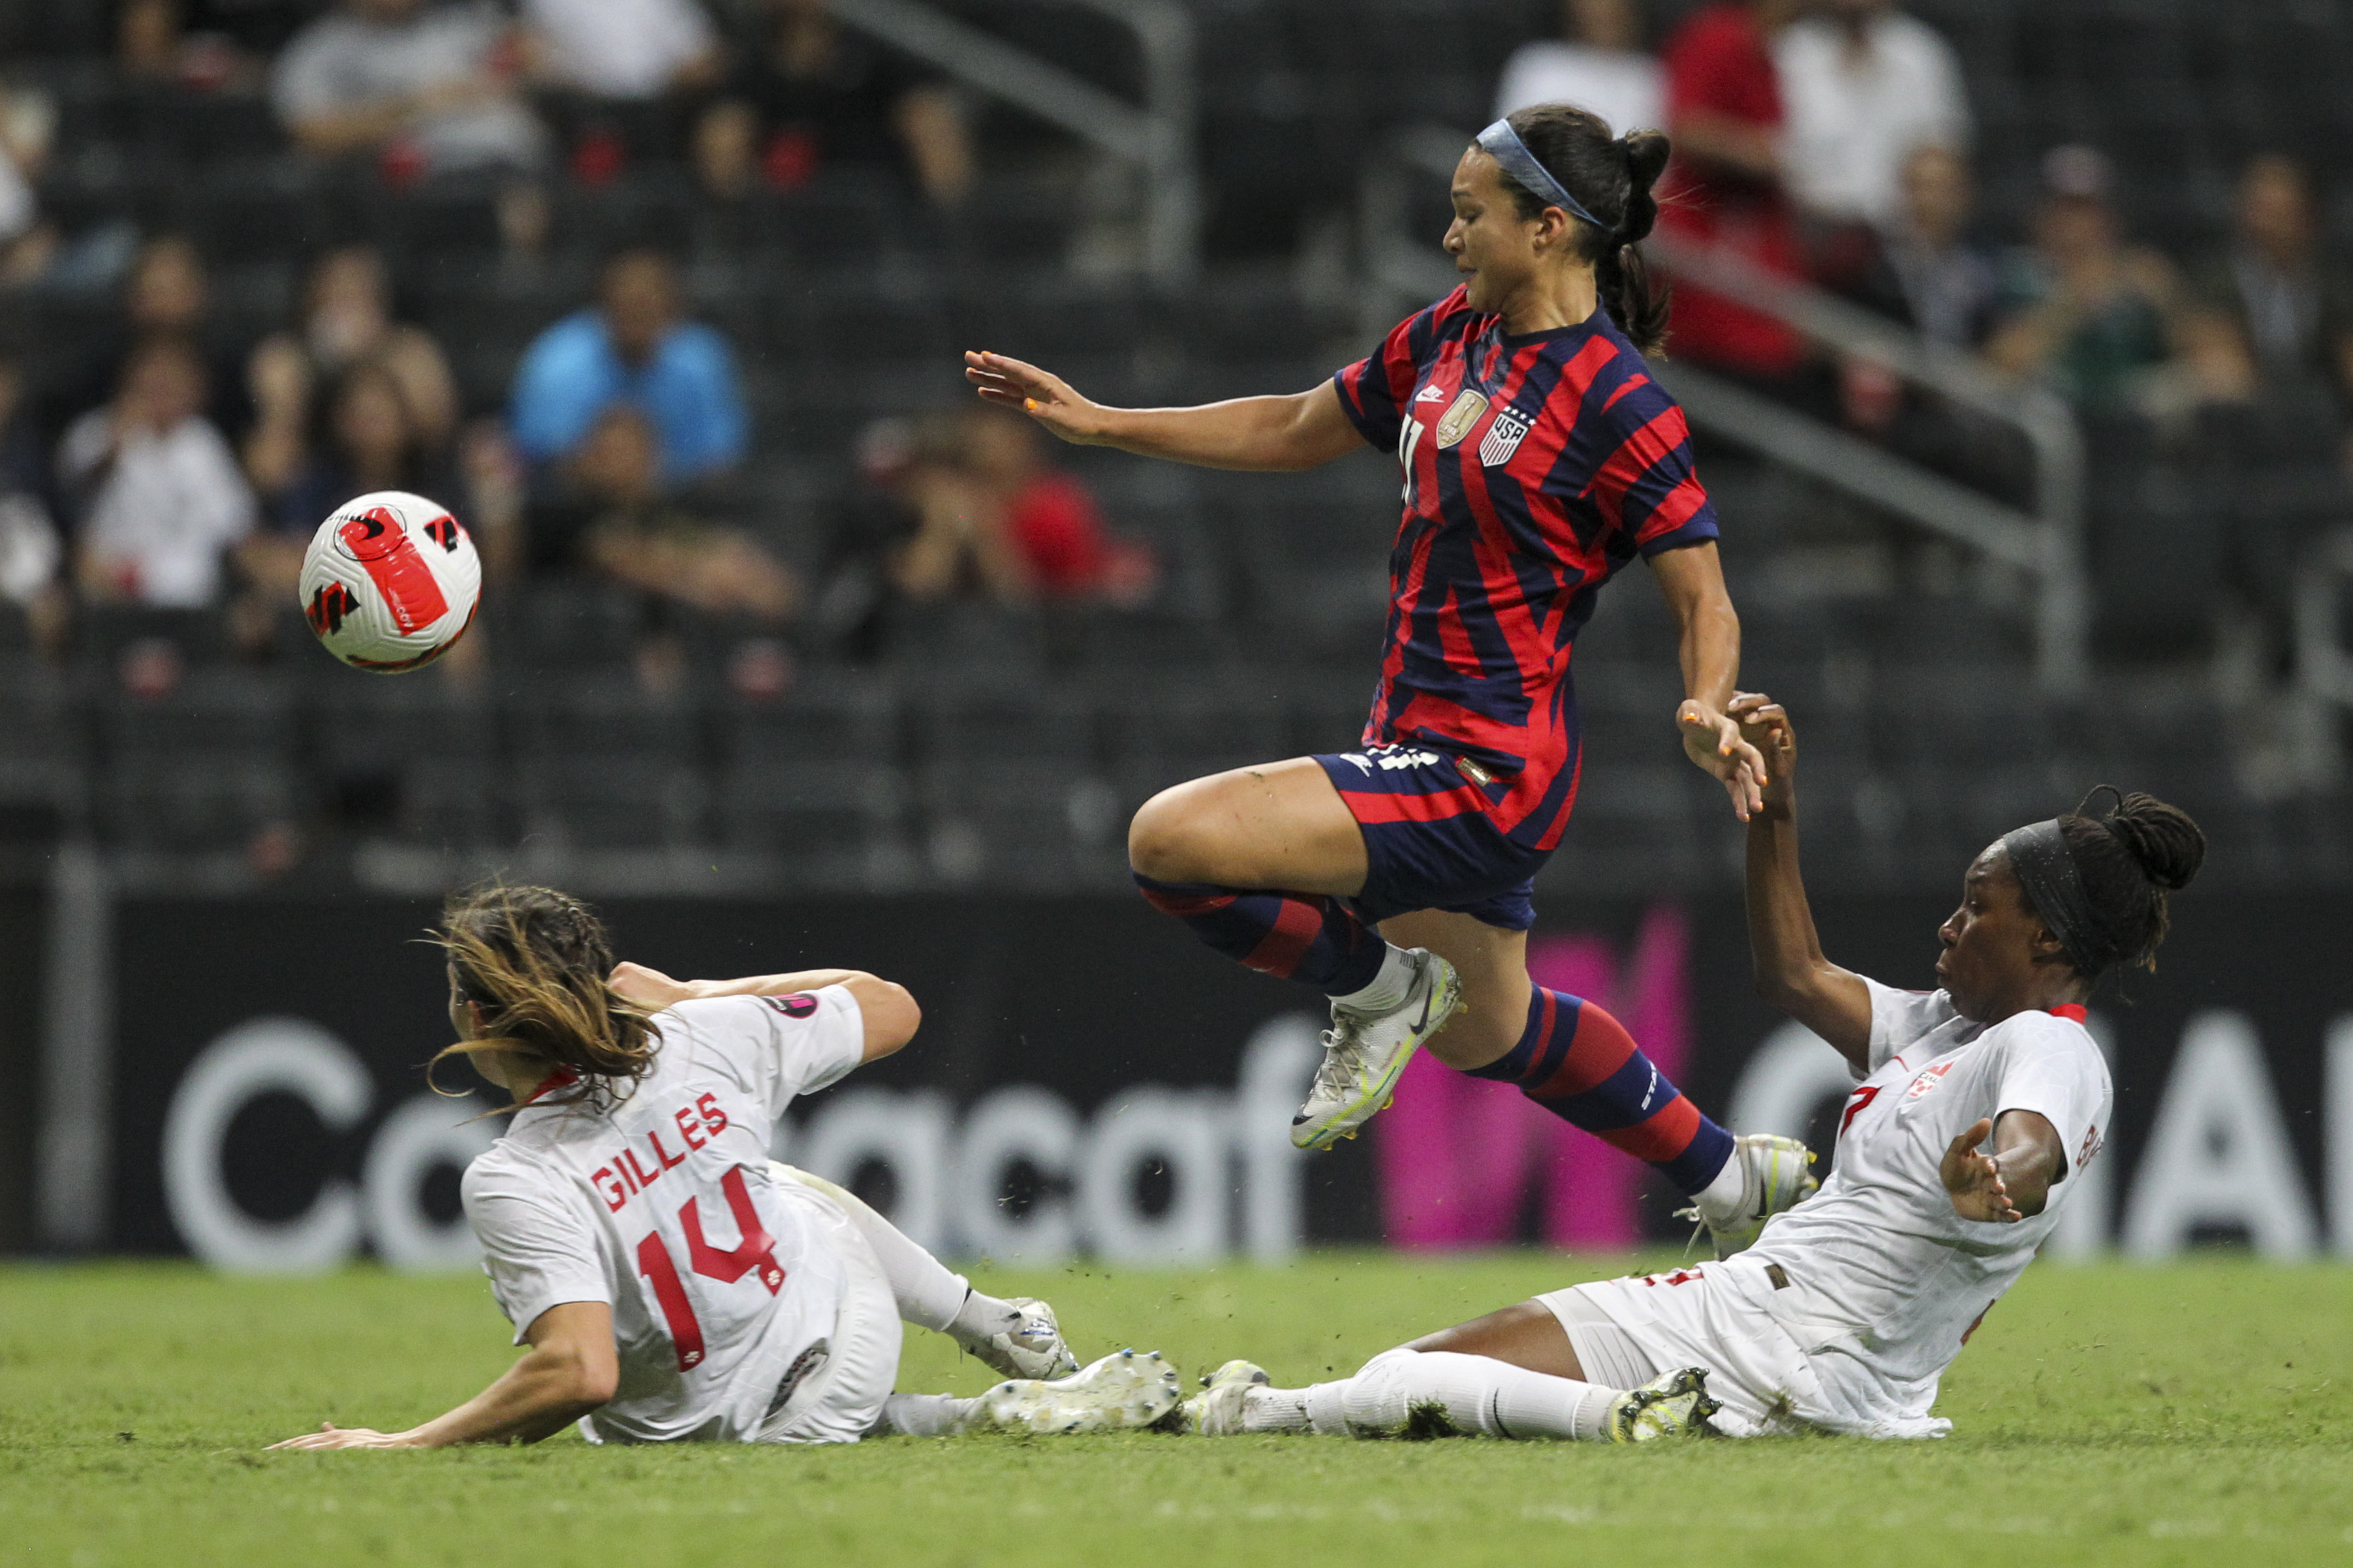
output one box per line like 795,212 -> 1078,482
634,1165 -> 787,1371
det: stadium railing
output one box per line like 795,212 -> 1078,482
831,0 -> 1200,286
1355,124 -> 2091,696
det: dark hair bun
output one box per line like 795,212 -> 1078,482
2104,792 -> 2204,891
1616,130 -> 1670,245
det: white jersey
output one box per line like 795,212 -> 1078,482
461,989 -> 865,1443
1743,980 -> 2111,1436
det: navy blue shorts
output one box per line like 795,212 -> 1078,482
1313,745 -> 1552,932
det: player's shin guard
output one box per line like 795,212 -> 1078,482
1465,988 -> 1735,1195
1132,873 -> 1386,996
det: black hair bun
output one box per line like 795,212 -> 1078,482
1616,129 -> 1670,245
2103,792 -> 2204,891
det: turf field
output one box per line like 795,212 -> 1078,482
2,1253 -> 2348,1567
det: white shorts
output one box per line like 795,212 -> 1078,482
756,1170 -> 903,1444
1535,1258 -> 1824,1439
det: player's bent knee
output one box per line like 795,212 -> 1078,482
1127,786 -> 1219,882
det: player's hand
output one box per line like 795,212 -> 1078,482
1940,1118 -> 2023,1223
608,961 -> 698,1009
1726,691 -> 1796,809
964,350 -> 1108,444
1677,699 -> 1768,822
268,1422 -> 423,1451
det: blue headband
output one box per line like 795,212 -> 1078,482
1476,118 -> 1609,236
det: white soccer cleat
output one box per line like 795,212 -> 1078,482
961,1297 -> 1080,1381
971,1349 -> 1182,1436
1677,1133 -> 1818,1259
1292,949 -> 1463,1150
1604,1366 -> 1720,1442
1177,1359 -> 1271,1436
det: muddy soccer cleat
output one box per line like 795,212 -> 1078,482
969,1349 -> 1182,1435
1605,1366 -> 1720,1442
1292,949 -> 1463,1151
961,1297 -> 1079,1381
1677,1134 -> 1818,1259
1176,1359 -> 1271,1436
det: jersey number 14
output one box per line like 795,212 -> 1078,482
634,1165 -> 787,1371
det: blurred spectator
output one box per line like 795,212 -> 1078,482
1494,0 -> 1661,136
1985,147 -> 2178,414
527,403 -> 796,689
272,0 -> 548,180
1860,145 -> 1999,349
695,0 -> 972,207
2183,155 -> 2353,408
49,236 -> 258,454
1774,0 -> 1969,232
61,336 -> 256,608
119,0 -> 320,91
832,411 -> 1024,614
1655,0 -> 1807,382
521,0 -> 721,102
0,352 -> 65,654
508,247 -> 747,481
959,405 -> 1154,604
0,81 -> 55,286
243,245 -> 459,504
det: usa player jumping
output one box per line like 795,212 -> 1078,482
1175,699 -> 2205,1442
967,104 -> 1806,1253
271,886 -> 1179,1451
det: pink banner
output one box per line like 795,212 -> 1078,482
1374,904 -> 1691,1251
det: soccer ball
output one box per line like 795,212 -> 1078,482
298,491 -> 482,672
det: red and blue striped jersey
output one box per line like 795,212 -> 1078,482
1330,286 -> 1721,850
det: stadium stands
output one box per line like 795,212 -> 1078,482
0,0 -> 2341,899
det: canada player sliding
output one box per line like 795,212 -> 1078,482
968,104 -> 1806,1255
270,885 -> 1178,1450
1174,701 -> 2205,1443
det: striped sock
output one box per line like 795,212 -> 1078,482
1465,987 -> 1734,1196
1132,873 -> 1387,996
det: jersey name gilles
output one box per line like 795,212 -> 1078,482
591,1093 -> 732,1214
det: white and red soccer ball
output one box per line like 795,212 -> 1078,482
298,491 -> 481,672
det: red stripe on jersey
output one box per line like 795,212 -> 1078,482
1335,782 -> 1493,824
1640,473 -> 1710,542
1600,373 -> 1650,412
1582,404 -> 1693,529
2049,1003 -> 2089,1022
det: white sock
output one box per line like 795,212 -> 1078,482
772,1164 -> 971,1331
1303,1377 -> 1356,1436
947,1290 -> 1024,1353
1330,944 -> 1417,1014
1692,1142 -> 1748,1225
875,1392 -> 980,1437
1239,1385 -> 1314,1434
1340,1348 -> 1619,1441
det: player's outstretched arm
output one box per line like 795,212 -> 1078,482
964,350 -> 1362,472
1650,542 -> 1767,821
1732,694 -> 1873,1068
267,1302 -> 617,1451
1940,1111 -> 2064,1223
610,962 -> 920,1063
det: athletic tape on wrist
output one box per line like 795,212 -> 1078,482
2000,819 -> 2100,976
1476,118 -> 1609,236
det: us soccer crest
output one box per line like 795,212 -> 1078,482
1433,389 -> 1489,448
1479,406 -> 1533,467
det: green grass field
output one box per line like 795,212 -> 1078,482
3,1253 -> 2348,1567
